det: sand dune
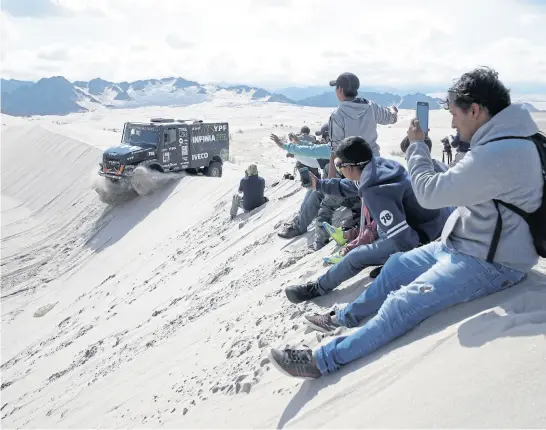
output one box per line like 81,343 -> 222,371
1,106 -> 545,428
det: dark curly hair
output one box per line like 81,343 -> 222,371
442,67 -> 511,116
335,136 -> 373,165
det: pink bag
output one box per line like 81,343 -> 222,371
344,204 -> 378,252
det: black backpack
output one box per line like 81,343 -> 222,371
486,132 -> 546,262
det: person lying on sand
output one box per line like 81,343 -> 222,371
268,67 -> 543,379
282,136 -> 454,304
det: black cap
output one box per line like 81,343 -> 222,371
329,72 -> 359,93
315,123 -> 329,136
300,125 -> 310,134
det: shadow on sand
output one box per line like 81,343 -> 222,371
85,177 -> 183,252
276,269 -> 546,428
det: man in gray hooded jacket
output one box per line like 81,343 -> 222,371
328,73 -> 398,161
267,67 -> 544,380
320,72 -> 397,241
278,73 -> 397,249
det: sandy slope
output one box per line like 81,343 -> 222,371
1,106 -> 545,428
1,125 -> 105,299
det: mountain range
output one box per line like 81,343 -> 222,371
1,76 -> 543,117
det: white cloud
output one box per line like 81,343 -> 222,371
165,34 -> 194,50
37,45 -> 71,61
1,0 -> 546,92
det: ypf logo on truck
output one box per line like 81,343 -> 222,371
192,152 -> 209,160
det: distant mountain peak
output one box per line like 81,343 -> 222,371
268,93 -> 296,104
1,76 -> 542,116
1,76 -> 87,116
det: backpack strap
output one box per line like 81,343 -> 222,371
496,200 -> 530,219
484,135 -> 534,262
484,136 -> 533,143
487,200 -> 503,263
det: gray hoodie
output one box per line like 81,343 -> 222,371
329,98 -> 397,156
405,103 -> 542,273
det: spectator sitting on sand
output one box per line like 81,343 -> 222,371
270,133 -> 361,250
230,164 -> 268,219
280,136 -> 454,305
322,134 -> 451,272
268,67 -> 543,379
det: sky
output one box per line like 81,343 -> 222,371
1,0 -> 546,93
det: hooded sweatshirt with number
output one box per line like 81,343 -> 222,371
315,156 -> 453,251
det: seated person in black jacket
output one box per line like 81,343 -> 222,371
230,164 -> 268,219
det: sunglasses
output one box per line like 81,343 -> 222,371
335,160 -> 370,169
446,90 -> 478,107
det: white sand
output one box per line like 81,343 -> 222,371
1,105 -> 545,428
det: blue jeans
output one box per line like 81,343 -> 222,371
314,241 -> 525,375
317,237 -> 399,295
294,190 -> 348,246
294,190 -> 323,234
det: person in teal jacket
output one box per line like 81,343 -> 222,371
280,136 -> 331,159
271,133 -> 361,250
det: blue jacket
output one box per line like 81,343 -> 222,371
238,175 -> 265,211
283,142 -> 330,160
315,157 -> 453,251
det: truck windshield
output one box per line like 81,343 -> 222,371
123,125 -> 160,146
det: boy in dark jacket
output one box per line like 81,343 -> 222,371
323,135 -> 449,265
283,137 -> 454,304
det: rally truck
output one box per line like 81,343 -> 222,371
95,118 -> 229,202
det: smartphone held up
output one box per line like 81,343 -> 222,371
299,167 -> 311,188
416,101 -> 429,136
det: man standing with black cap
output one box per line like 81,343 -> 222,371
327,72 -> 398,177
305,72 -> 398,247
274,74 -> 398,249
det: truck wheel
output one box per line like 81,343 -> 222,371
219,148 -> 229,162
131,165 -> 160,196
205,161 -> 222,177
95,178 -> 136,204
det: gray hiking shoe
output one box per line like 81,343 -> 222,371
304,311 -> 340,334
285,281 -> 320,304
311,241 -> 327,251
278,223 -> 303,239
268,346 -> 321,379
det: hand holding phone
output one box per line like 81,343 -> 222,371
299,167 -> 319,189
407,118 -> 426,144
299,167 -> 311,187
